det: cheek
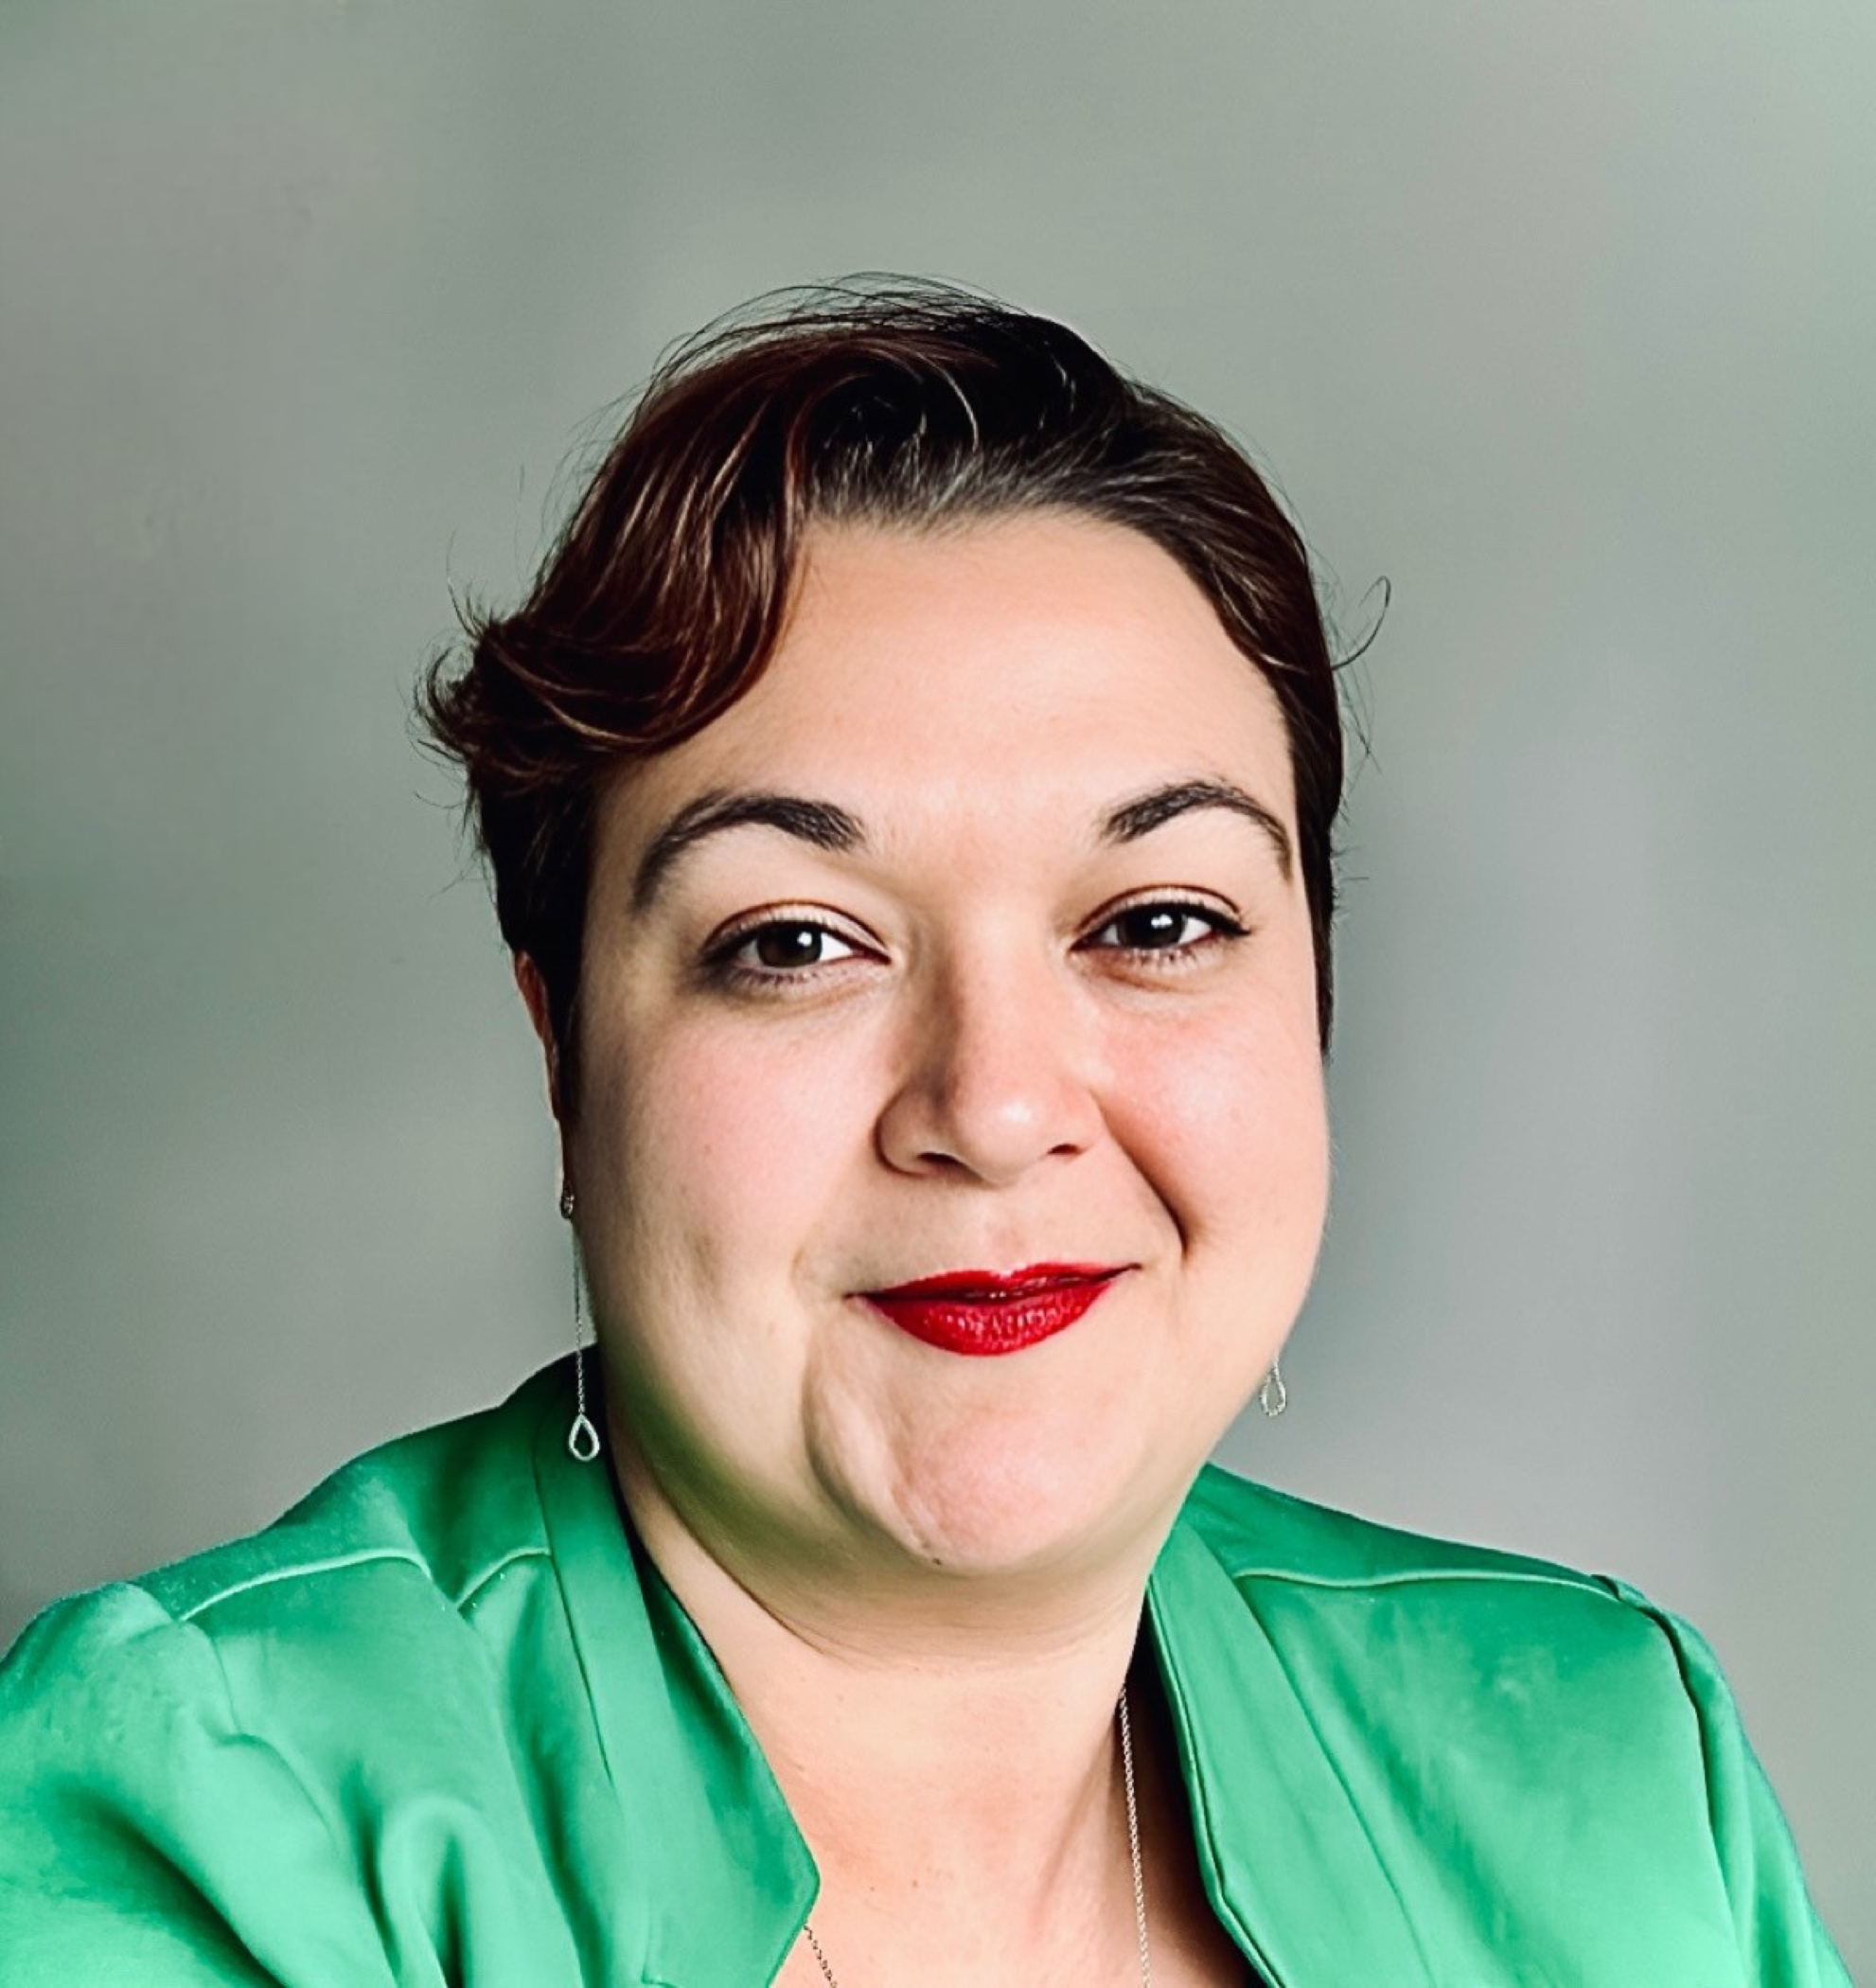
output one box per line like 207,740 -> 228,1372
1115,1001 -> 1329,1249
581,1017 -> 864,1281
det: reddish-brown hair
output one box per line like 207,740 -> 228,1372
418,281 -> 1348,1113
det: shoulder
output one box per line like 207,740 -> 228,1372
3,1359 -> 564,1735
1183,1459 -> 1615,1595
1183,1459 -> 1649,1624
1178,1460 -> 1700,1708
0,1359 -> 572,1781
138,1363 -> 560,1632
1171,1465 -> 1851,1983
4,1364 -> 572,1756
0,1364 -> 578,1981
1170,1465 -> 1728,1863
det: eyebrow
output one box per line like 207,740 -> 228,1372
1101,777 -> 1294,879
631,791 -> 868,915
629,774 -> 1294,915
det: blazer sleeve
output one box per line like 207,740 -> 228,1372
1601,1575 -> 1854,1988
0,1583 -> 398,1987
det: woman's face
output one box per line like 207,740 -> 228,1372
560,512 -> 1330,1612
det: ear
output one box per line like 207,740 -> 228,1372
512,951 -> 568,1127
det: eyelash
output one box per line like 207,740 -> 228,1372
701,898 -> 1250,994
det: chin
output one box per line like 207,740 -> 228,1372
856,1408 -> 1195,1588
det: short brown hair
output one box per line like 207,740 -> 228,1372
418,281 -> 1348,1114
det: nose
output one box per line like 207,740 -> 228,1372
873,943 -> 1106,1187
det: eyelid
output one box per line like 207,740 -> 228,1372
710,903 -> 874,946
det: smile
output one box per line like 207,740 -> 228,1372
857,1264 -> 1127,1357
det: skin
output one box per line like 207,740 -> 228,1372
518,511 -> 1331,1984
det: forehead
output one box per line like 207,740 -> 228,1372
607,512 -> 1298,858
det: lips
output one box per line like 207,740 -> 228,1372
858,1262 -> 1126,1357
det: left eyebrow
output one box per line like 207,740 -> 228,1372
1097,777 -> 1294,880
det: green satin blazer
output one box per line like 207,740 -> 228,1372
0,1358 -> 1849,1985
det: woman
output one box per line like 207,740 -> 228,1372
0,285 -> 1849,1985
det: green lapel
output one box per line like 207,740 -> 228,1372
1147,1507 -> 1439,1988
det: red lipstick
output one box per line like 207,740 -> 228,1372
858,1262 -> 1125,1357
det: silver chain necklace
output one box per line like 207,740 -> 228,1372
797,1685 -> 1152,1986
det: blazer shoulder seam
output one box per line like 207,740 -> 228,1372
173,1542 -> 551,1624
1223,1561 -> 1620,1600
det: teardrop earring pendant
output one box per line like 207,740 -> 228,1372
559,1185 -> 602,1463
1259,1356 -> 1287,1418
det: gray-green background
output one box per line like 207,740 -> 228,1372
3,2 -> 1870,1964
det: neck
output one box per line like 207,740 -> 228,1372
612,1447 -> 1173,1976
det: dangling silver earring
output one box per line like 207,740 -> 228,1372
1259,1356 -> 1288,1419
559,1184 -> 601,1463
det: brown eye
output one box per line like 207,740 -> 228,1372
1088,901 -> 1244,956
747,922 -> 853,971
705,917 -> 867,989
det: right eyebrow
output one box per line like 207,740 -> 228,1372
1097,776 -> 1293,880
629,790 -> 867,915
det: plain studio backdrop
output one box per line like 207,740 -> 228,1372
2,1 -> 1870,1965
